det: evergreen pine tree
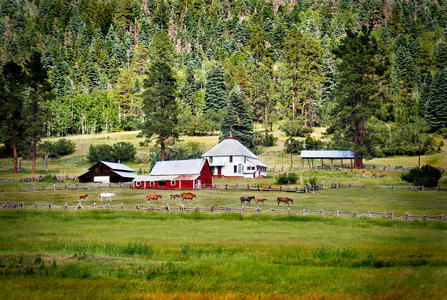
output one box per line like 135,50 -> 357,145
220,87 -> 254,149
84,61 -> 100,92
204,63 -> 227,113
426,68 -> 447,132
419,72 -> 433,118
388,4 -> 403,38
434,42 -> 447,71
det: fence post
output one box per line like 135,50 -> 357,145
225,184 -> 228,190
255,207 -> 261,213
210,206 -> 215,213
106,204 -> 110,209
120,203 -> 123,209
336,210 -> 340,217
441,214 -> 445,221
64,203 -> 68,210
34,203 -> 38,209
302,208 -> 306,215
352,212 -> 356,218
180,204 -> 185,212
257,184 -> 260,191
295,186 -> 298,192
225,206 -> 230,213
348,183 -> 351,189
319,209 -> 323,216
270,208 -> 275,214
268,184 -> 271,190
421,185 -> 424,191
280,186 -> 282,192
236,183 -> 238,190
75,184 -> 78,190
42,185 -> 45,191
76,202 -> 82,210
321,182 -> 324,189
166,203 -> 170,212
247,184 -> 250,190
241,206 -> 245,214
367,211 -> 371,218
390,212 -> 394,220
136,204 -> 140,210
48,203 -> 52,209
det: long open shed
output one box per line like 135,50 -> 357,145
300,150 -> 359,169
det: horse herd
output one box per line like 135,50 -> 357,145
77,192 -> 294,206
240,196 -> 294,206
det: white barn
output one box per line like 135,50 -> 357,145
202,137 -> 267,178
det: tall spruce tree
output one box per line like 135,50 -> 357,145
221,87 -> 254,149
426,68 -> 447,132
204,63 -> 227,113
329,27 -> 386,168
419,72 -> 433,118
142,31 -> 178,161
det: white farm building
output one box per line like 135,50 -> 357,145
202,137 -> 267,178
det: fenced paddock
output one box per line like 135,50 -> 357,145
2,202 -> 445,222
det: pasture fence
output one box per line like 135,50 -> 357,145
14,182 -> 446,192
1,201 -> 444,222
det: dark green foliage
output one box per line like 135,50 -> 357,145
276,173 -> 298,185
434,43 -> 447,71
40,139 -> 76,158
220,87 -> 254,149
39,175 -> 58,183
280,119 -> 313,137
204,63 -> 227,113
253,132 -> 277,147
426,69 -> 447,132
401,165 -> 443,187
87,142 -> 136,162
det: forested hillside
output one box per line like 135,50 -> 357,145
0,0 -> 446,167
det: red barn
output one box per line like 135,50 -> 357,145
133,159 -> 212,190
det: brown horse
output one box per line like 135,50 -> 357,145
240,196 -> 255,205
277,197 -> 293,206
256,198 -> 266,204
146,194 -> 162,203
180,192 -> 196,201
79,194 -> 89,200
170,194 -> 181,200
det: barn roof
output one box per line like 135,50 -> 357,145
111,170 -> 137,179
150,159 -> 207,176
300,150 -> 357,159
133,174 -> 199,182
99,161 -> 135,172
202,138 -> 257,158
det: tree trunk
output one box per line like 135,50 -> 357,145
160,139 -> 166,161
292,102 -> 296,121
31,141 -> 36,174
13,133 -> 18,173
353,125 -> 364,169
45,153 -> 49,172
264,102 -> 268,132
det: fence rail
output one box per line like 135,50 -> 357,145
1,202 -> 445,222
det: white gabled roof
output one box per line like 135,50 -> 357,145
150,159 -> 206,176
202,138 -> 258,158
100,161 -> 135,172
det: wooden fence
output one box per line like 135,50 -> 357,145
1,202 -> 445,222
16,182 -> 446,192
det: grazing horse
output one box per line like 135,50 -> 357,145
146,194 -> 162,203
170,194 -> 181,200
240,196 -> 255,205
256,198 -> 266,205
99,193 -> 115,202
277,197 -> 293,206
79,194 -> 89,201
180,192 -> 196,201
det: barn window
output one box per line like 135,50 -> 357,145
136,181 -> 141,186
171,180 -> 176,186
229,156 -> 233,162
150,181 -> 154,186
159,181 -> 166,186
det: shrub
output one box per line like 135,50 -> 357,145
87,142 -> 136,162
40,139 -> 76,158
307,176 -> 318,188
276,173 -> 298,185
254,132 -> 277,147
39,175 -> 58,183
280,119 -> 313,137
401,165 -> 443,187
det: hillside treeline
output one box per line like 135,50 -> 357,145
0,0 -> 446,160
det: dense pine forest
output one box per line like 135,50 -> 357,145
0,0 -> 446,170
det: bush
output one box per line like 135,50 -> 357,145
87,142 -> 136,162
40,139 -> 76,158
307,176 -> 318,188
280,119 -> 313,137
276,173 -> 298,185
401,165 -> 443,187
39,175 -> 58,183
254,132 -> 277,147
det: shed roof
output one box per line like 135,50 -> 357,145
247,157 -> 268,168
150,159 -> 206,176
133,174 -> 199,182
99,161 -> 135,172
300,150 -> 357,159
111,170 -> 137,179
202,138 -> 257,158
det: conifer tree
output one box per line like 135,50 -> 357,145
419,72 -> 433,118
221,87 -> 254,149
434,42 -> 447,71
388,4 -> 403,38
426,68 -> 447,132
204,63 -> 227,113
142,30 -> 178,161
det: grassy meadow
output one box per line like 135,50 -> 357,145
0,131 -> 446,298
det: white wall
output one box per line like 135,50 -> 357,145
205,156 -> 266,178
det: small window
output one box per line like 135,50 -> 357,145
209,157 -> 213,163
244,157 -> 246,164
229,156 -> 233,163
136,181 -> 141,186
234,165 -> 237,173
238,164 -> 242,173
159,181 -> 166,186
171,180 -> 176,186
150,181 -> 155,186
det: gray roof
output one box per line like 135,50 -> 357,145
202,138 -> 257,158
300,150 -> 356,159
111,170 -> 137,178
150,159 -> 206,176
247,157 -> 268,168
100,161 -> 135,172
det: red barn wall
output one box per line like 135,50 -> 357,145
198,163 -> 213,187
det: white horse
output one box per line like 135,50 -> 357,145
99,192 -> 115,202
